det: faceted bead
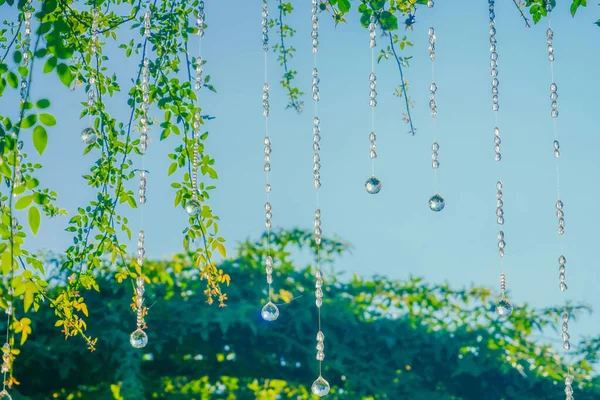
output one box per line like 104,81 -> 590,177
316,341 -> 324,351
130,329 -> 148,348
311,376 -> 331,397
559,255 -> 566,264
261,301 -> 279,321
365,176 -> 381,194
317,331 -> 324,341
184,199 -> 201,216
563,341 -> 571,350
316,350 -> 325,360
432,142 -> 439,151
495,298 -> 513,318
316,298 -> 323,307
428,193 -> 445,212
266,274 -> 273,284
560,282 -> 568,292
432,160 -> 440,168
81,127 -> 98,144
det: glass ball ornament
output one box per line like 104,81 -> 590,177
130,328 -> 148,348
0,390 -> 11,400
261,301 -> 279,321
184,198 -> 201,216
81,127 -> 98,144
365,176 -> 381,194
311,375 -> 331,397
495,298 -> 513,318
428,193 -> 445,212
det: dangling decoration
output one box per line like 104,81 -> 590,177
545,4 -> 574,397
259,0 -> 279,322
185,0 -> 205,216
309,1 -> 330,397
81,8 -> 99,145
487,0 -> 512,318
364,14 -> 381,195
130,0 -> 152,349
426,19 -> 444,211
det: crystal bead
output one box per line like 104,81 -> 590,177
311,376 -> 330,397
432,142 -> 440,152
316,342 -> 324,351
0,389 -> 12,400
184,199 -> 201,216
317,331 -> 324,341
365,176 -> 381,194
432,160 -> 440,168
316,350 -> 325,360
130,329 -> 148,348
495,298 -> 513,318
265,183 -> 271,192
428,193 -> 445,212
261,301 -> 279,321
81,127 -> 98,144
316,298 -> 323,307
497,216 -> 504,225
266,274 -> 273,284
563,341 -> 571,350
559,255 -> 566,264
560,282 -> 568,292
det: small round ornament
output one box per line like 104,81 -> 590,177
130,328 -> 148,348
184,198 -> 201,216
365,176 -> 381,194
495,298 -> 513,318
81,127 -> 98,144
428,193 -> 445,212
261,301 -> 279,321
311,375 -> 331,397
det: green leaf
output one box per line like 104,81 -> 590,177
338,0 -> 350,13
0,63 -> 7,74
56,63 -> 73,86
29,207 -> 41,235
36,99 -> 51,109
380,11 -> 398,31
33,126 -> 48,155
13,51 -> 22,64
28,206 -> 41,235
15,195 -> 33,210
43,56 -> 57,73
168,162 -> 177,176
21,114 -> 38,128
39,113 -> 56,126
7,71 -> 18,88
596,19 -> 600,27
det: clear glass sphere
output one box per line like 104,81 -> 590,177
495,298 -> 513,318
365,176 -> 381,194
311,376 -> 331,397
261,301 -> 279,321
184,199 -> 202,216
428,193 -> 445,212
0,390 -> 11,399
130,328 -> 148,348
81,127 -> 98,144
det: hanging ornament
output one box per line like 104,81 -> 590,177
365,14 -> 381,195
81,7 -> 99,145
259,0 -> 279,322
487,0 -> 513,318
426,20 -> 445,211
310,1 -> 330,396
186,1 -> 205,217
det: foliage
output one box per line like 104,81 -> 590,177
0,0 -> 229,386
6,229 -> 600,399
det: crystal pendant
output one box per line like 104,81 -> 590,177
130,328 -> 148,348
365,176 -> 381,194
311,376 -> 331,397
428,193 -> 445,212
495,298 -> 513,318
261,301 -> 279,321
184,199 -> 201,216
0,390 -> 11,400
81,127 -> 98,144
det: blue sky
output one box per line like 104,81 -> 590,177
2,1 -> 599,358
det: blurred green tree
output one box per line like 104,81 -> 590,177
6,229 -> 600,399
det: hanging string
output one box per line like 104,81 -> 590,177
130,0 -> 152,350
184,1 -> 204,217
488,0 -> 512,319
364,14 -> 381,195
426,8 -> 445,212
260,0 -> 279,322
81,7 -> 99,145
310,1 -> 329,397
545,4 -> 574,399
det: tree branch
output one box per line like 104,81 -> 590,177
512,0 -> 531,28
388,33 -> 416,136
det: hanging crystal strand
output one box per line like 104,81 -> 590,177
260,0 -> 279,322
310,1 -> 329,397
143,1 -> 151,38
364,15 -> 381,195
546,8 -> 574,397
81,7 -> 99,145
140,58 -> 150,153
184,2 -> 205,217
427,21 -> 445,212
488,0 -> 511,319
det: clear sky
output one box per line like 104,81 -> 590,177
1,1 -> 599,362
